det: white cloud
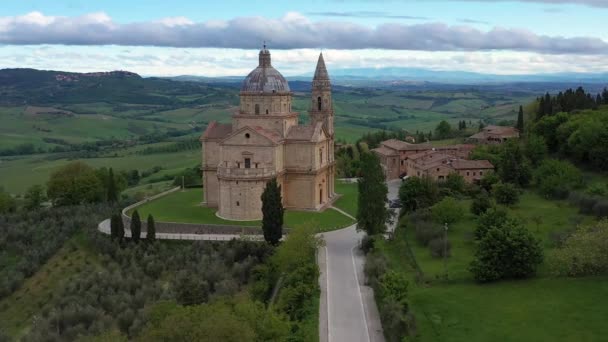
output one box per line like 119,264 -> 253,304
0,11 -> 606,55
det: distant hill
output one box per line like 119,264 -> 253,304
0,68 -> 235,106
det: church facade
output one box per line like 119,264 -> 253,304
200,48 -> 336,220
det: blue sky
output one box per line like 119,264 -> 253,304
1,0 -> 607,76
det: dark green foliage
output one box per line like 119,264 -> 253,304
524,134 -> 547,167
146,215 -> 156,241
107,168 -> 118,203
479,171 -> 500,192
0,188 -> 17,214
399,176 -> 439,213
492,182 -> 520,205
0,204 -> 113,299
47,161 -> 104,206
435,120 -> 452,139
261,178 -> 284,246
532,112 -> 569,151
360,235 -> 377,254
357,152 -> 390,235
498,140 -> 532,187
442,173 -> 466,195
470,221 -> 543,282
516,105 -> 524,133
175,272 -> 209,305
471,190 -> 492,216
431,197 -> 464,225
172,165 -> 202,188
474,207 -> 510,240
415,221 -> 441,246
534,159 -> 584,199
23,184 -> 46,210
429,237 -> 451,258
131,210 -> 142,243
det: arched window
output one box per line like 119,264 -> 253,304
266,109 -> 269,114
317,96 -> 322,111
255,104 -> 260,115
319,148 -> 323,165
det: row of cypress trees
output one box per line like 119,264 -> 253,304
110,210 -> 156,242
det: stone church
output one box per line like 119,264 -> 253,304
200,47 -> 336,220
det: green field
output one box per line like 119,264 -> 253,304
131,186 -> 357,232
377,191 -> 608,341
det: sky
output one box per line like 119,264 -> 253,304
1,0 -> 607,76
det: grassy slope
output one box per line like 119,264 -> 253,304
131,186 -> 357,232
0,235 -> 99,338
378,191 -> 608,341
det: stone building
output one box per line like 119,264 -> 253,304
467,125 -> 520,144
200,47 -> 336,220
406,151 -> 494,183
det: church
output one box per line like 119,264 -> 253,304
200,47 -> 336,221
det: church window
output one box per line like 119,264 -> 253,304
245,133 -> 250,139
255,104 -> 260,115
236,201 -> 240,206
480,171 -> 484,176
266,109 -> 269,114
245,158 -> 251,169
319,149 -> 323,165
317,96 -> 322,111
237,162 -> 241,168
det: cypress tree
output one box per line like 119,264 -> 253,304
110,214 -> 118,239
116,213 -> 125,241
537,96 -> 545,119
261,178 -> 284,245
147,214 -> 156,241
516,105 -> 524,133
107,168 -> 118,203
131,210 -> 141,242
357,152 -> 390,236
603,88 -> 608,104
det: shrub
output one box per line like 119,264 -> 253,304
399,176 -> 439,212
414,221 -> 441,246
592,200 -> 608,218
534,159 -> 584,199
480,171 -> 500,192
492,182 -> 519,205
470,190 -> 492,216
431,197 -> 464,225
551,220 -> 608,276
429,237 -> 451,258
442,173 -> 466,195
475,206 -> 510,240
364,252 -> 388,287
360,235 -> 376,254
470,221 -> 543,282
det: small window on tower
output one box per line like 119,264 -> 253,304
317,96 -> 322,111
255,104 -> 260,115
266,109 -> 269,114
245,158 -> 251,169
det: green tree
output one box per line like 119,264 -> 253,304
474,206 -> 510,240
47,161 -> 104,206
110,214 -> 125,241
432,197 -> 464,225
357,153 -> 390,235
0,188 -> 17,214
24,184 -> 46,210
261,178 -> 284,245
470,190 -> 492,216
435,120 -> 452,139
147,214 -> 156,241
534,159 -> 584,199
130,210 -> 142,242
470,221 -> 543,282
516,105 -> 525,133
443,172 -> 466,194
524,134 -> 547,167
498,140 -> 532,187
492,182 -> 520,205
107,168 -> 118,203
399,176 -> 439,213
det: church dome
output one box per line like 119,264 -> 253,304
241,48 -> 290,93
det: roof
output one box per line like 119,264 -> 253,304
313,53 -> 329,80
450,159 -> 494,170
201,121 -> 232,140
435,144 -> 476,151
382,139 -> 432,151
286,125 -> 315,140
241,49 -> 290,93
408,151 -> 451,162
251,126 -> 282,143
372,146 -> 399,156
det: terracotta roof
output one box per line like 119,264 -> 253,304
435,144 -> 476,151
372,146 -> 399,156
450,159 -> 494,170
251,126 -> 282,143
286,125 -> 315,141
382,139 -> 431,151
408,150 -> 450,161
202,121 -> 232,140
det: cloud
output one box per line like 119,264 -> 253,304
0,11 -> 607,55
458,0 -> 608,7
307,11 -> 430,20
458,18 -> 491,25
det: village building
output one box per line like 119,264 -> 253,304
467,125 -> 520,144
406,152 -> 494,183
200,47 -> 335,220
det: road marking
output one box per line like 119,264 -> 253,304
325,245 -> 332,342
351,244 -> 371,342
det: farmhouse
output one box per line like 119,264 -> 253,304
201,47 -> 336,220
467,125 -> 520,144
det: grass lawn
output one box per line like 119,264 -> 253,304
131,187 -> 356,232
334,180 -> 358,217
376,190 -> 608,341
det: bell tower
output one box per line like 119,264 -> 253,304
309,53 -> 334,137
